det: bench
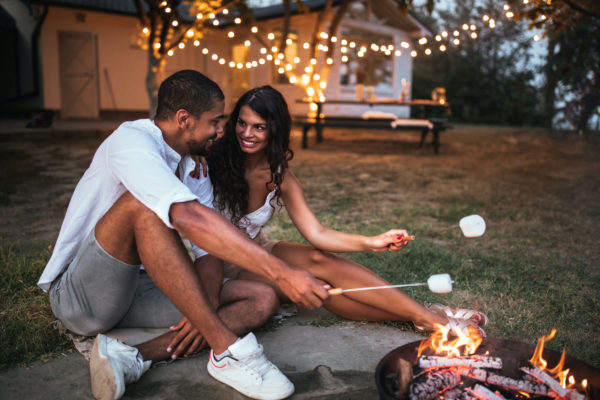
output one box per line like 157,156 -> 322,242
294,116 -> 451,154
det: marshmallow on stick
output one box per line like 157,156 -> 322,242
328,273 -> 454,295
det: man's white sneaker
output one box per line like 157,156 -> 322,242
90,334 -> 151,400
207,333 -> 294,400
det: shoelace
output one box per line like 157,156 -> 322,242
240,345 -> 276,377
118,347 -> 145,384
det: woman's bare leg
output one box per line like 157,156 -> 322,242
238,241 -> 447,330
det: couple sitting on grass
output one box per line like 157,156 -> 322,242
38,70 -> 487,400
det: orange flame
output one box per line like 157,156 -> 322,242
417,323 -> 483,357
529,329 -> 583,390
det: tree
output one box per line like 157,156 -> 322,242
411,0 -> 543,125
134,0 -> 236,116
507,0 -> 600,133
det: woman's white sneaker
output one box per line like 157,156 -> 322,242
90,334 -> 151,400
207,333 -> 294,400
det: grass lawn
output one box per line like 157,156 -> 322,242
1,124 -> 599,371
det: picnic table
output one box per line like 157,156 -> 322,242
295,98 -> 451,154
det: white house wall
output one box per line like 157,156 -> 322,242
37,4 -> 416,119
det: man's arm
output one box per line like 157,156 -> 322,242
170,201 -> 328,309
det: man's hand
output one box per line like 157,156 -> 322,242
167,316 -> 207,359
275,268 -> 329,309
366,229 -> 412,252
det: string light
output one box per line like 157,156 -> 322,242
144,1 -> 546,79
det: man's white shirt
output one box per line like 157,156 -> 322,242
38,119 -> 214,291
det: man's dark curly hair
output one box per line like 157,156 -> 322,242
154,70 -> 224,120
208,86 -> 293,225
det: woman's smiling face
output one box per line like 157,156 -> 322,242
236,105 -> 269,155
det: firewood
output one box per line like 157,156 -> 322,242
463,368 -> 550,396
468,384 -> 506,400
397,357 -> 413,399
442,387 -> 473,400
521,366 -> 586,400
409,369 -> 461,400
418,355 -> 502,370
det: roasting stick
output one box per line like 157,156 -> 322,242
328,273 -> 454,295
329,283 -> 427,295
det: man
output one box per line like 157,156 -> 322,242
38,70 -> 329,400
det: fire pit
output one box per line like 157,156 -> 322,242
376,337 -> 600,399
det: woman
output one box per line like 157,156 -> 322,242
205,86 -> 486,335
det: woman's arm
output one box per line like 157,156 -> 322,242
280,170 -> 409,253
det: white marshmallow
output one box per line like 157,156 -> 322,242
427,273 -> 453,293
459,214 -> 486,238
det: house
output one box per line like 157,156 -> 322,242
1,0 -> 429,121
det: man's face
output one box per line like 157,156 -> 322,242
184,100 -> 225,155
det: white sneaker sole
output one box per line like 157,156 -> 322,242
90,335 -> 123,400
207,357 -> 294,400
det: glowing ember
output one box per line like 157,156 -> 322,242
417,322 -> 483,357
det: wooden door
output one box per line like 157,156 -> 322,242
58,31 -> 99,118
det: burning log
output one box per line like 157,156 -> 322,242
463,368 -> 550,396
409,369 -> 461,400
441,387 -> 473,400
521,366 -> 586,400
418,355 -> 502,370
468,384 -> 506,400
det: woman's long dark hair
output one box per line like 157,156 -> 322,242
208,86 -> 294,225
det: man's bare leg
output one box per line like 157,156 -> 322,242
95,192 -> 236,354
136,279 -> 279,362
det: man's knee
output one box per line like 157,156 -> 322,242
249,284 -> 280,320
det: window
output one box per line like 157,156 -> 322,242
339,27 -> 393,88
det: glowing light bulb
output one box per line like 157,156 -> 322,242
439,44 -> 446,51
202,48 -> 208,54
341,55 -> 348,62
268,33 -> 275,40
168,49 -> 174,56
251,26 -> 258,33
410,50 -> 417,57
178,42 -> 185,49
193,40 -> 200,46
213,20 -> 219,26
395,50 -> 401,56
294,57 -> 300,63
234,17 -> 241,24
171,20 -> 178,27
229,61 -> 235,67
419,37 -> 427,45
326,58 -> 333,65
165,7 -> 171,13
425,48 -> 431,55
228,31 -> 235,38
211,54 -> 218,60
244,40 -> 251,46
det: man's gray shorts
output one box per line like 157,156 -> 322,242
49,229 -> 182,336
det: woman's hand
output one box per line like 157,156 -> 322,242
190,155 -> 208,179
365,229 -> 411,252
166,316 -> 207,359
